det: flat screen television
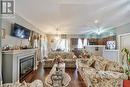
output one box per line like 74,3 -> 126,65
11,23 -> 31,39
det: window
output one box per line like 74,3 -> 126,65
56,39 -> 69,52
83,38 -> 88,46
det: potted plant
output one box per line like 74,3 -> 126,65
128,57 -> 130,65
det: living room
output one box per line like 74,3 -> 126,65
0,0 -> 130,87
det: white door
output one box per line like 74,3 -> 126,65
120,34 -> 130,50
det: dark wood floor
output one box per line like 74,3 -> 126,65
23,63 -> 87,87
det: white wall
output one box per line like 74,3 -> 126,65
1,14 -> 42,47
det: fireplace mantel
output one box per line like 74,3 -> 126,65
2,49 -> 37,54
2,49 -> 37,83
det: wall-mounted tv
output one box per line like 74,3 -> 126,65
11,23 -> 31,39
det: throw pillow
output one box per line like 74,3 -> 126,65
94,60 -> 107,71
87,58 -> 95,67
106,61 -> 124,73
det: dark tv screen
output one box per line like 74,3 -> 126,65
11,23 -> 30,39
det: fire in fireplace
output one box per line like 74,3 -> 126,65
20,55 -> 34,81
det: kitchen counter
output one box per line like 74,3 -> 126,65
85,45 -> 119,62
85,45 -> 105,56
104,50 -> 119,52
103,49 -> 119,62
85,45 -> 105,47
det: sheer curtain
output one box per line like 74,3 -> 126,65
55,39 -> 69,52
83,38 -> 88,47
78,38 -> 83,48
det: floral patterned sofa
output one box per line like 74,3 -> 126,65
44,52 -> 77,68
76,56 -> 128,87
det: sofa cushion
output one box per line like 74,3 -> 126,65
87,58 -> 95,67
106,61 -> 124,73
94,60 -> 107,71
79,58 -> 95,67
80,59 -> 88,63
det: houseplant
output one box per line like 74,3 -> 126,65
121,48 -> 130,77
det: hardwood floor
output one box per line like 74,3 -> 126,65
23,63 -> 87,87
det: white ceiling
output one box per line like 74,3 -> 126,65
16,0 -> 130,34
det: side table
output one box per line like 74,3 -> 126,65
123,80 -> 130,87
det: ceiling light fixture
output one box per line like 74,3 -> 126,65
94,20 -> 102,35
55,28 -> 61,40
94,20 -> 99,24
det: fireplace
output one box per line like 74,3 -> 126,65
19,55 -> 34,80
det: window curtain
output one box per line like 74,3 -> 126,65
78,38 -> 83,48
83,38 -> 88,46
55,39 -> 70,52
